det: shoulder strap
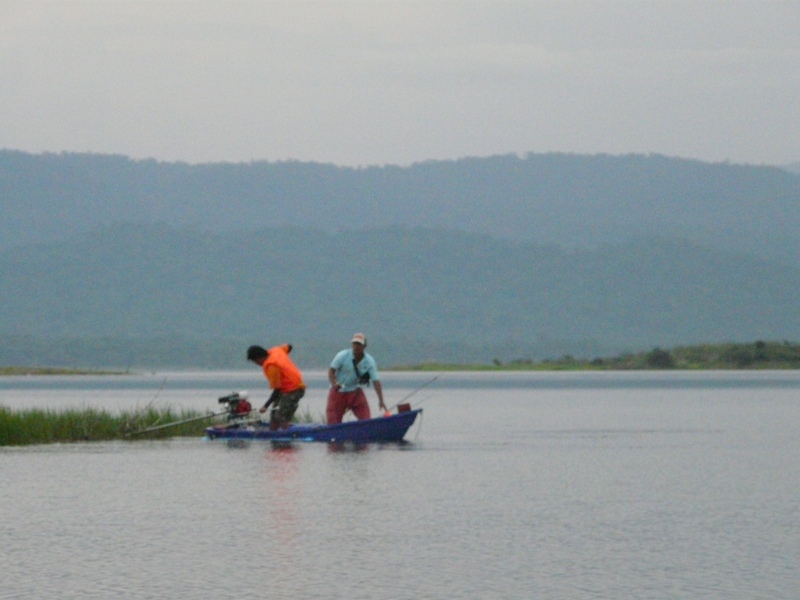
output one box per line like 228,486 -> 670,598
352,357 -> 371,386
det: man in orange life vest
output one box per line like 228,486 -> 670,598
247,344 -> 306,430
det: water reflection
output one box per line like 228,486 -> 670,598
258,442 -> 302,595
224,439 -> 250,450
326,441 -> 369,453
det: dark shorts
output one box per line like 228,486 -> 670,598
274,388 -> 305,423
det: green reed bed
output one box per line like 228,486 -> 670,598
0,405 -> 217,446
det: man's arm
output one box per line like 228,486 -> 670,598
259,364 -> 282,412
259,388 -> 281,413
373,380 -> 387,412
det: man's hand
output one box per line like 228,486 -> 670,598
260,388 -> 280,413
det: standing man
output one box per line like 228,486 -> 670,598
247,344 -> 306,430
327,333 -> 388,424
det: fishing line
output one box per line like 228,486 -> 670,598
390,375 -> 439,410
408,391 -> 436,409
412,411 -> 424,443
145,376 -> 168,408
140,376 -> 170,428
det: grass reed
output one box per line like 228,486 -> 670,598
1,404 -> 323,446
0,405 -> 216,446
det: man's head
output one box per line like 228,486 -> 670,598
351,333 -> 366,356
247,345 -> 268,365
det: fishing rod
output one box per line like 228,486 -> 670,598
390,375 -> 439,411
127,410 -> 228,436
128,390 -> 256,436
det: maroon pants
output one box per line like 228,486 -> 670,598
326,387 -> 371,424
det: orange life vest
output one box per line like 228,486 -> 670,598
262,344 -> 305,393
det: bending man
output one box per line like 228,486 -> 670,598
247,344 -> 306,430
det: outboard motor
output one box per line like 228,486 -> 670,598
218,391 -> 253,421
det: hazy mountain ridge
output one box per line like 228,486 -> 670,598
3,150 -> 799,368
1,224 -> 797,368
3,150 -> 799,264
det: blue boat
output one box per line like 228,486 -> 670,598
204,408 -> 422,443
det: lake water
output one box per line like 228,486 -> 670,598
2,371 -> 799,599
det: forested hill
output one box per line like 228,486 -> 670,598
3,150 -> 799,368
2,150 -> 800,264
1,224 -> 798,369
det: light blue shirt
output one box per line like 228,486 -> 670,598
330,349 -> 380,392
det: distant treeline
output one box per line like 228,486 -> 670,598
3,341 -> 800,373
399,341 -> 800,370
0,366 -> 127,376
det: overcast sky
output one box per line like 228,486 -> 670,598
2,1 -> 798,167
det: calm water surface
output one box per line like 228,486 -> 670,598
2,371 -> 799,599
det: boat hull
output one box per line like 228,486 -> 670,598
205,408 -> 422,443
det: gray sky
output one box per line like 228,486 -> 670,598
2,1 -> 799,167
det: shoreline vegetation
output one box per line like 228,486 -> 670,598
393,341 -> 800,371
0,366 -> 129,376
0,406 -> 316,447
3,341 -> 800,375
0,406 -> 216,446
